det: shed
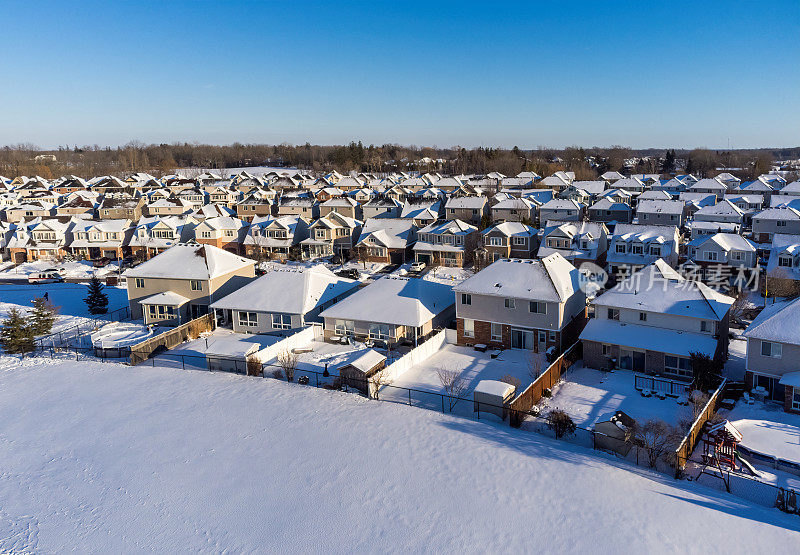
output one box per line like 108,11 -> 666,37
205,337 -> 262,374
339,349 -> 387,395
593,411 -> 636,456
473,380 -> 516,420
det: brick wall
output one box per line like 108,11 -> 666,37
785,385 -> 799,414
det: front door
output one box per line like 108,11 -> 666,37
537,330 -> 547,352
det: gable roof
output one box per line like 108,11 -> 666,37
123,243 -> 254,280
744,297 -> 800,345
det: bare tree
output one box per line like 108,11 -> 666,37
528,352 -> 544,382
678,390 -> 710,433
500,374 -> 521,391
727,290 -> 750,328
277,350 -> 299,382
632,419 -> 681,468
437,366 -> 467,410
368,367 -> 392,400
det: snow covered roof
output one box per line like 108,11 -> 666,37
417,219 -> 476,235
482,222 -> 537,237
580,319 -> 717,357
444,196 -> 487,209
124,243 -> 254,280
571,180 -> 607,195
356,218 -> 416,249
319,277 -> 454,327
139,291 -> 190,306
474,380 -> 516,398
492,198 -> 535,210
541,198 -> 584,210
779,371 -> 800,388
694,200 -> 744,217
210,265 -> 358,315
454,254 -> 581,303
594,259 -> 734,320
743,297 -> 800,345
612,224 -> 678,243
636,200 -> 685,215
346,349 -> 387,373
753,207 -> 800,221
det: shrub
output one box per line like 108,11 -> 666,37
547,408 -> 576,439
500,374 -> 522,390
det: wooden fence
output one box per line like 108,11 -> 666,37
673,378 -> 727,475
509,342 -> 582,428
129,313 -> 215,365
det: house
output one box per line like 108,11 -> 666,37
637,190 -> 674,202
587,196 -> 633,224
242,215 -> 309,260
635,200 -> 687,227
606,224 -> 681,275
302,212 -> 362,259
538,199 -> 585,223
319,276 -> 455,347
764,234 -> 800,294
537,220 -> 608,266
362,197 -> 402,220
752,207 -> 800,244
693,200 -> 745,226
176,188 -> 209,210
686,233 -> 758,282
689,220 -> 741,240
144,197 -> 193,217
124,243 -> 256,324
739,179 -> 776,204
400,200 -> 441,227
557,185 -> 591,205
3,200 -> 56,223
571,180 -> 607,198
689,178 -> 729,200
453,254 -> 586,353
354,218 -> 417,264
775,180 -> 800,198
193,216 -> 249,254
490,197 -> 537,223
319,196 -> 361,220
444,196 -> 488,225
68,219 -> 132,260
613,177 -> 646,194
210,265 -> 360,333
235,190 -> 274,222
539,173 -> 572,192
128,216 -> 192,260
581,260 -> 734,378
190,203 -> 236,221
480,222 -> 538,262
9,218 -> 71,262
99,193 -> 146,220
413,219 -> 479,267
278,197 -> 319,220
56,194 -> 99,218
742,297 -> 800,411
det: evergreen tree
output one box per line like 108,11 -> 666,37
0,308 -> 35,354
30,297 -> 58,335
84,276 -> 109,315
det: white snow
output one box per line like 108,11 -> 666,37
725,402 -> 800,463
540,366 -> 686,428
0,355 -> 795,551
0,259 -> 122,280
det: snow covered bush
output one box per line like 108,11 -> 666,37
546,408 -> 576,439
632,419 -> 681,468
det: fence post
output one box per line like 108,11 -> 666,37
408,389 -> 411,406
441,394 -> 445,413
182,356 -> 185,371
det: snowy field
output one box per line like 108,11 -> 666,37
0,355 -> 796,552
391,344 -> 543,395
540,366 -> 687,428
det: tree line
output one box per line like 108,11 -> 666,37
1,141 -> 797,181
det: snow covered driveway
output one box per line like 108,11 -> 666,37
0,356 -> 796,552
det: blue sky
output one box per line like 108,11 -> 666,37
1,0 -> 798,149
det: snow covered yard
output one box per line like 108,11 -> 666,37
723,401 -> 800,464
540,366 -> 687,428
390,344 -> 540,396
0,354 -> 796,552
0,259 -> 122,281
724,337 -> 747,381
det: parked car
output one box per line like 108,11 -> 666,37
93,257 -> 111,268
335,268 -> 360,280
410,261 -> 426,273
28,271 -> 64,284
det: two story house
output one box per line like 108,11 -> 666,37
443,196 -> 488,225
242,215 -> 309,260
354,218 -> 417,264
581,260 -> 734,378
69,219 -> 132,260
538,199 -> 585,223
636,200 -> 687,227
537,220 -> 608,267
454,254 -> 586,353
606,224 -> 680,276
480,222 -> 538,261
302,212 -> 362,259
413,219 -> 479,267
193,216 -> 249,254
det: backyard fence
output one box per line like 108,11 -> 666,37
633,373 -> 692,398
674,378 -> 728,475
508,341 -> 582,427
35,305 -> 131,349
128,313 -> 215,365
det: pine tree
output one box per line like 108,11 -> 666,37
84,276 -> 109,315
0,308 -> 35,354
30,297 -> 58,335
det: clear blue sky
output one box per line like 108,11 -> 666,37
1,0 -> 798,149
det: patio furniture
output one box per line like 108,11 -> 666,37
655,390 -> 666,400
474,343 -> 487,353
751,386 -> 768,402
742,391 -> 754,405
640,388 -> 652,397
676,395 -> 689,406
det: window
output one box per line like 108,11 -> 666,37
631,244 -> 643,255
602,344 -> 612,356
639,312 -> 647,321
238,311 -> 258,327
504,298 -> 515,309
615,244 -> 626,254
607,308 -> 620,321
461,293 -> 472,305
664,355 -> 692,377
369,323 -> 393,340
190,280 -> 202,291
529,301 -> 546,314
777,221 -> 787,227
549,331 -> 556,341
706,251 -> 718,262
200,231 -> 212,238
779,256 -> 793,267
271,313 -> 292,330
490,323 -> 502,341
513,237 -> 526,246
649,246 -> 660,256
135,278 -> 145,288
334,319 -> 354,336
489,236 -> 502,246
463,318 -> 475,338
793,389 -> 800,412
761,341 -> 782,358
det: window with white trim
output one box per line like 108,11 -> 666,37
461,293 -> 471,305
615,243 -> 626,254
664,355 -> 692,377
490,323 -> 502,341
761,341 -> 782,358
607,308 -> 619,321
271,313 -> 292,329
238,311 -> 258,327
529,301 -> 546,314
489,236 -> 502,246
504,298 -> 515,309
463,318 -> 475,338
190,280 -> 203,291
134,278 -> 145,288
512,236 -> 527,246
369,323 -> 392,340
334,319 -> 354,336
793,388 -> 800,411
